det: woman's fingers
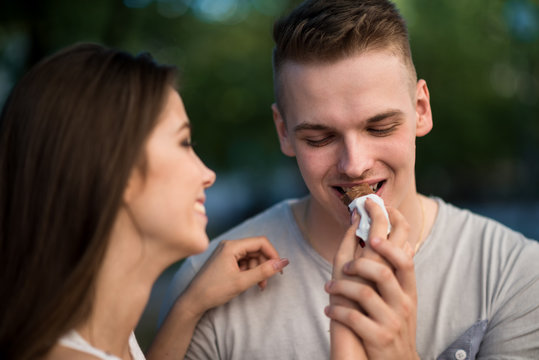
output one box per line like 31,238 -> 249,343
225,237 -> 289,291
221,236 -> 280,262
248,256 -> 259,272
189,236 -> 288,312
238,259 -> 248,271
237,257 -> 289,291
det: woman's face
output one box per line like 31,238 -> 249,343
124,88 -> 216,256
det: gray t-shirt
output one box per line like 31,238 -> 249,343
160,197 -> 539,359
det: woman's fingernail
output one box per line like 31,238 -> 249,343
371,237 -> 381,246
273,258 -> 289,273
324,306 -> 331,316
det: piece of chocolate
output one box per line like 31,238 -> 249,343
341,183 -> 373,205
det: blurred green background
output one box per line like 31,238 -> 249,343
1,0 -> 538,351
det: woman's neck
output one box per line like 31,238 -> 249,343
76,209 -> 174,359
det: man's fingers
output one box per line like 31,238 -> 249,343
370,237 -> 417,299
325,303 -> 379,343
365,198 -> 389,242
386,206 -> 410,248
335,209 -> 361,268
403,241 -> 414,258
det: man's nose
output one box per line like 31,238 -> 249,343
336,137 -> 375,178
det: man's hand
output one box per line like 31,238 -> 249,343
326,199 -> 419,359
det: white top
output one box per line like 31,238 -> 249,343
58,330 -> 145,360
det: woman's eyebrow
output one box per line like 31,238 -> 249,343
176,121 -> 192,133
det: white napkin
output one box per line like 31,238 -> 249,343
348,194 -> 391,242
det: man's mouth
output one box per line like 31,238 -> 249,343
333,180 -> 385,197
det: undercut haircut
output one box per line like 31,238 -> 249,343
272,0 -> 417,113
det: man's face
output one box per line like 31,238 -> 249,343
272,50 -> 432,227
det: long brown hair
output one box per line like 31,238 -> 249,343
0,43 -> 177,360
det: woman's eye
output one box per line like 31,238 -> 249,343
180,139 -> 195,148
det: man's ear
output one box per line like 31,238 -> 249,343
415,79 -> 433,137
272,103 -> 296,157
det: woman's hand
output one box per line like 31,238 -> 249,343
148,236 -> 288,360
326,199 -> 418,360
182,236 -> 289,318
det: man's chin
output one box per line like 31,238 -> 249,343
328,203 -> 352,227
309,194 -> 351,224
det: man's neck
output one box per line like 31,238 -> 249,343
291,193 -> 438,263
291,196 -> 348,262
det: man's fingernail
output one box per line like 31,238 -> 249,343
350,209 -> 358,224
357,237 -> 366,248
326,280 -> 335,290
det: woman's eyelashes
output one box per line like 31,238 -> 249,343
180,138 -> 195,148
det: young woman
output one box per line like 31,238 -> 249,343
0,43 -> 289,360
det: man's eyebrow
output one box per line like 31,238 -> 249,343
366,110 -> 404,124
293,123 -> 333,133
292,110 -> 404,133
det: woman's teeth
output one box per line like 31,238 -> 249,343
194,202 -> 206,214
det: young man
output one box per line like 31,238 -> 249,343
160,1 -> 539,358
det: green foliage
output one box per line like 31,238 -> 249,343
1,0 -> 538,202
1,0 -> 537,351
405,0 -> 539,200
